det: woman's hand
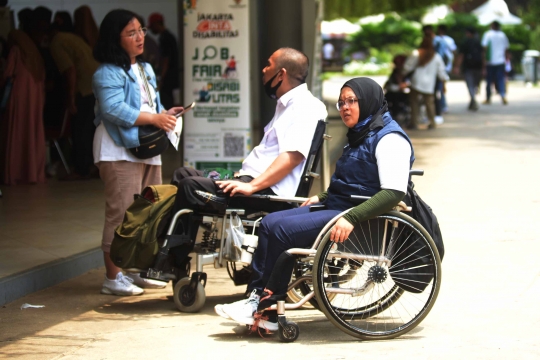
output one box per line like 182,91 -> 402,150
330,218 -> 354,243
152,113 -> 176,132
166,107 -> 184,116
301,195 -> 320,207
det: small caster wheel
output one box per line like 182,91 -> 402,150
278,321 -> 300,342
173,277 -> 205,313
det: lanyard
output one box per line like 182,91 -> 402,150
137,63 -> 154,109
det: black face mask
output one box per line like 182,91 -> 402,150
263,71 -> 283,99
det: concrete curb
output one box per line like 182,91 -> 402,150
0,248 -> 102,306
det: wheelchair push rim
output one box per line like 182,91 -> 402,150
313,211 -> 442,340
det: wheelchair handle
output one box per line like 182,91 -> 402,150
409,169 -> 424,176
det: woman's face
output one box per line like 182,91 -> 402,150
120,18 -> 144,63
339,87 -> 360,128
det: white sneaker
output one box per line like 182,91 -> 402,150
125,272 -> 167,289
434,115 -> 444,125
222,290 -> 260,325
101,272 -> 144,296
214,304 -> 230,319
258,318 -> 278,331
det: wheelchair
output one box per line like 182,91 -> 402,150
123,120 -> 329,312
253,169 -> 442,342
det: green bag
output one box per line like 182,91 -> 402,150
110,185 -> 177,270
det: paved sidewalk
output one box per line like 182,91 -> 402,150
1,80 -> 539,359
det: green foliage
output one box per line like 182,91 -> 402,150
347,14 -> 422,57
324,0 -> 455,21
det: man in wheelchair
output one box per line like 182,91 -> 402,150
166,47 -> 327,261
215,77 -> 415,333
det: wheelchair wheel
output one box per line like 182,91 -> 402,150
313,211 -> 441,340
289,259 -> 336,310
173,277 -> 206,313
278,320 -> 300,343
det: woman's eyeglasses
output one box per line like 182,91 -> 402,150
336,97 -> 358,111
123,27 -> 148,39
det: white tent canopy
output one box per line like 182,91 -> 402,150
472,0 -> 522,26
321,18 -> 360,39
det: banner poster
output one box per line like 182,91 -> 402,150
183,0 -> 250,171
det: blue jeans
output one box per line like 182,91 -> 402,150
486,64 -> 506,99
249,206 -> 341,294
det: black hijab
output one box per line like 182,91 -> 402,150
342,77 -> 387,147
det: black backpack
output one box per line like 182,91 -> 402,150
390,182 -> 444,293
464,38 -> 483,68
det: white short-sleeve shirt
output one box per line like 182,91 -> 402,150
239,83 -> 328,196
481,29 -> 509,66
93,63 -> 161,165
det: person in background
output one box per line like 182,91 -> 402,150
437,24 -> 456,113
1,30 -> 46,185
423,24 -> 447,125
53,11 -> 74,33
92,9 -> 184,295
74,5 -> 99,49
384,54 -> 410,126
17,8 -> 33,33
453,27 -> 483,111
403,36 -> 448,130
481,21 -> 509,105
49,21 -> 100,180
147,13 -> 179,109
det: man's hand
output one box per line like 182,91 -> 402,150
216,180 -> 255,196
330,218 -> 354,243
301,195 -> 320,207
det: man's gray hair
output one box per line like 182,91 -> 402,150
275,47 -> 309,85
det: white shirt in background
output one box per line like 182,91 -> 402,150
481,29 -> 509,66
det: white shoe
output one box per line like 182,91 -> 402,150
101,272 -> 144,296
214,304 -> 230,319
434,115 -> 444,125
222,290 -> 260,325
258,318 -> 278,331
125,272 -> 167,289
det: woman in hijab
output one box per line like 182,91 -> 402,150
1,29 -> 46,185
215,77 -> 415,331
403,35 -> 448,129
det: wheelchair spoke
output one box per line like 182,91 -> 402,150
313,211 -> 441,340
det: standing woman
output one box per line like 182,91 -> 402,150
92,9 -> 183,295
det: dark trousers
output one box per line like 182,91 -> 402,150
248,206 -> 341,295
72,94 -> 96,175
171,166 -> 291,214
486,64 -> 506,99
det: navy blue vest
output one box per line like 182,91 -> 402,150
324,112 -> 415,211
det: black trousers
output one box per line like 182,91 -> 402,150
72,94 -> 96,175
171,166 -> 292,215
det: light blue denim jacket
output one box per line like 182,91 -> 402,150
92,62 -> 164,148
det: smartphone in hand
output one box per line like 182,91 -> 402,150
176,102 -> 196,118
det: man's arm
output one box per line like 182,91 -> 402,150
217,151 -> 304,196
